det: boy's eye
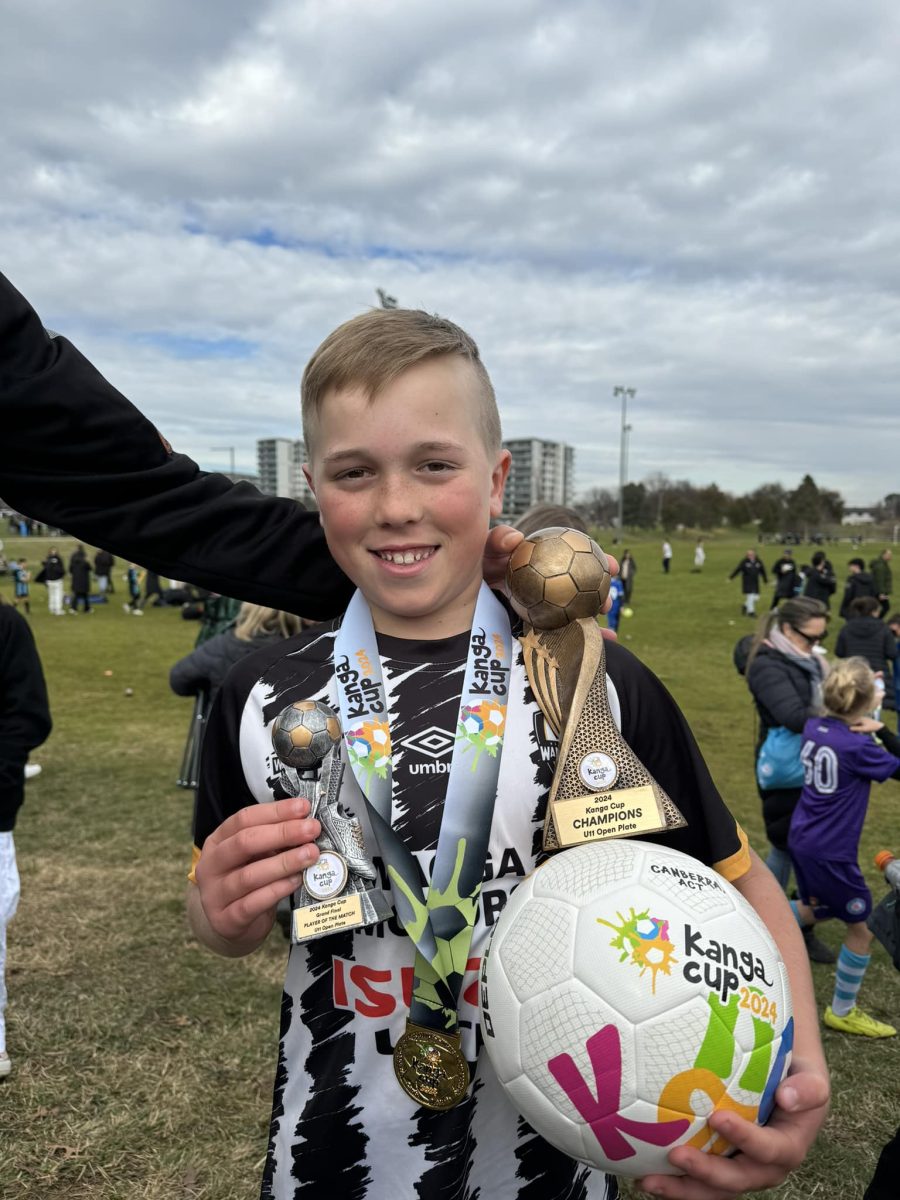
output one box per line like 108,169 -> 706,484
421,460 -> 455,473
335,466 -> 371,480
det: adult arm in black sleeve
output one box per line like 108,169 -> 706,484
0,271 -> 353,618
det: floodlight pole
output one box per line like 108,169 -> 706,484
212,446 -> 236,475
614,387 -> 635,533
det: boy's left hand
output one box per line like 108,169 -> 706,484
637,1056 -> 830,1199
483,525 -> 620,618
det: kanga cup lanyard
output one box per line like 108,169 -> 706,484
333,584 -> 511,1033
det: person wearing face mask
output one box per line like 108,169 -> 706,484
746,596 -> 835,964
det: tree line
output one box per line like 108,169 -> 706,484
579,474 -> 900,534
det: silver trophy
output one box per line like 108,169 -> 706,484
272,700 -> 393,942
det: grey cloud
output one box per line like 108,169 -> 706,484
1,0 -> 898,504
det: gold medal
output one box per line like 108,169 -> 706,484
393,1021 -> 470,1110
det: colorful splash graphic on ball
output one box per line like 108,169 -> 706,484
597,907 -> 678,994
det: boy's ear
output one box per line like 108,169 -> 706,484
489,449 -> 512,518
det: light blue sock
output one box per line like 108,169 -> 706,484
789,900 -> 805,928
831,945 -> 870,1017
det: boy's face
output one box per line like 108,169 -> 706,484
304,356 -> 510,639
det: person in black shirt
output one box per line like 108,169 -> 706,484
835,596 -> 898,678
0,596 -> 52,1076
801,551 -> 836,608
840,558 -> 877,620
729,549 -> 768,617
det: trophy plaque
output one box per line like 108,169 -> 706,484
507,529 -> 687,852
272,700 -> 393,942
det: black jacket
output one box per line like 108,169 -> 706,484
746,643 -> 824,740
0,272 -> 353,619
70,552 -> 91,593
729,557 -> 768,594
771,557 -> 799,600
802,563 -> 836,606
746,642 -> 825,847
840,571 -> 877,619
170,629 -> 284,706
94,550 -> 114,575
42,552 -> 65,582
0,603 -> 52,830
835,617 -> 897,674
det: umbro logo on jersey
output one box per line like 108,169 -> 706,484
402,725 -> 454,774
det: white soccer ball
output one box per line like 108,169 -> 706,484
479,840 -> 793,1178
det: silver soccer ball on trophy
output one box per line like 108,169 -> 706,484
271,698 -> 393,942
272,699 -> 342,771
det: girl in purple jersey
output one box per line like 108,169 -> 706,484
789,656 -> 900,1038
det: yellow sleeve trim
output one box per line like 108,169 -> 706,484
714,822 -> 751,883
188,844 -> 201,885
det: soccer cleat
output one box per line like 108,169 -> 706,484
824,1005 -> 896,1038
0,1052 -> 11,1077
24,763 -> 42,781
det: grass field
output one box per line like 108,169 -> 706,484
1,531 -> 897,1200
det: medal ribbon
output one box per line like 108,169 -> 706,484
334,584 -> 511,1032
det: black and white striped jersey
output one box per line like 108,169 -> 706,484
195,615 -> 749,1200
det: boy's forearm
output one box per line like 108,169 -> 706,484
732,849 -> 828,1075
185,883 -> 270,959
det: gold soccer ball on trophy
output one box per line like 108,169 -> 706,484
506,527 -> 610,629
272,699 -> 342,770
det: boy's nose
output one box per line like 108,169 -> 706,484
373,475 -> 424,526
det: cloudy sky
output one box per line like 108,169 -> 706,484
2,0 -> 898,505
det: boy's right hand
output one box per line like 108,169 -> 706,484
193,798 -> 321,949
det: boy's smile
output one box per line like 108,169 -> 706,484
304,356 -> 510,639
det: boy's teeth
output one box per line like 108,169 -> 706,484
380,549 -> 433,564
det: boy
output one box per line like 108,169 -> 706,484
190,309 -> 829,1200
12,558 -> 30,615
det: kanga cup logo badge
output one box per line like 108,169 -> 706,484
579,751 -> 619,791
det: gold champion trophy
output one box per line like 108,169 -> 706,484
272,700 -> 393,942
507,528 -> 686,851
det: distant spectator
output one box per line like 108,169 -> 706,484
661,539 -> 672,573
605,575 -> 625,633
69,545 -> 92,614
141,570 -> 164,609
770,547 -> 800,607
94,549 -> 115,595
835,596 -> 897,679
802,551 -> 837,608
39,546 -> 65,616
619,549 -> 637,605
12,559 -> 30,616
840,558 -> 877,619
170,603 -> 309,826
692,538 -> 705,572
170,603 -> 308,709
124,564 -> 143,615
0,595 -> 52,1077
869,548 -> 893,619
888,614 -> 900,726
729,548 -> 768,617
745,598 -> 832,946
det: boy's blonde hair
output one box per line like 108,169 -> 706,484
823,656 -> 876,720
234,603 -> 306,642
301,308 -> 501,455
